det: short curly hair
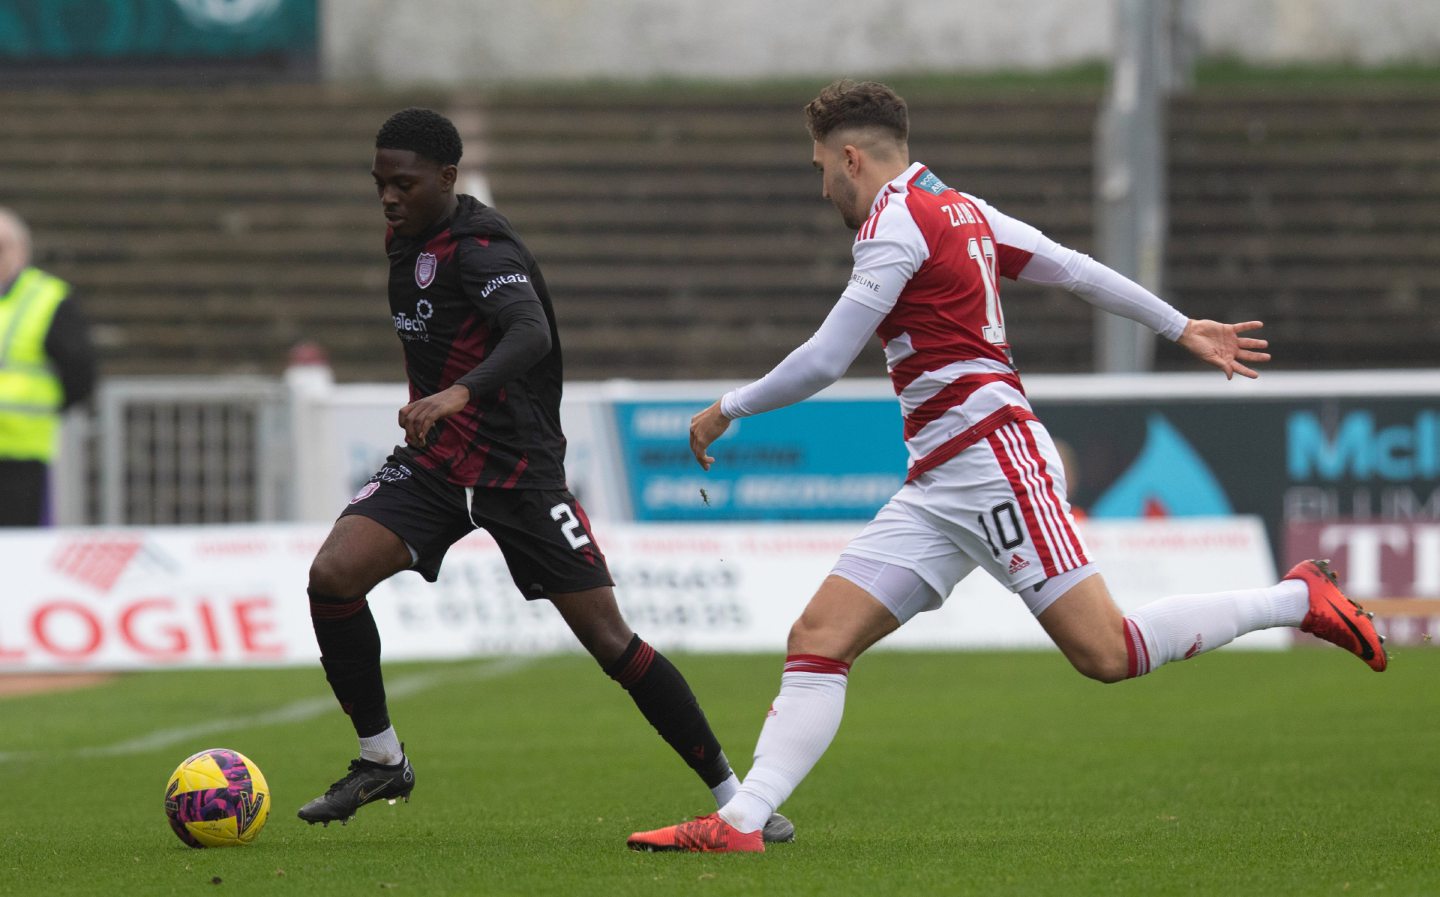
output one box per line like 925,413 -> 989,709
375,107 -> 463,166
803,80 -> 908,144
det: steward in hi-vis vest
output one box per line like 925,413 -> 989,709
0,206 -> 97,527
0,267 -> 73,462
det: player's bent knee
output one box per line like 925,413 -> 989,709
785,617 -> 818,655
572,619 -> 633,666
1053,628 -> 1131,683
1069,648 -> 1130,684
784,575 -> 903,663
785,610 -> 863,662
786,606 -> 839,655
308,552 -> 371,599
308,516 -> 413,596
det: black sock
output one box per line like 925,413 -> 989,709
308,588 -> 390,738
604,634 -> 733,788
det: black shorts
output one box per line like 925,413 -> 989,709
340,455 -> 613,598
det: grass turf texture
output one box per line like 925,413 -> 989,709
1,649 -> 1435,897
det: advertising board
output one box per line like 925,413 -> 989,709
0,517 -> 1280,671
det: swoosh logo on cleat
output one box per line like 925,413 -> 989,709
1327,598 -> 1375,661
356,785 -> 386,803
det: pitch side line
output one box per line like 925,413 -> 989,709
0,656 -> 533,764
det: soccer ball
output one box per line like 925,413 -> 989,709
164,748 -> 270,848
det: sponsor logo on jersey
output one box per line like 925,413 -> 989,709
375,464 -> 412,483
849,272 -> 883,293
480,272 -> 530,298
415,252 -> 438,288
393,299 -> 434,342
914,170 -> 950,196
1007,553 -> 1030,574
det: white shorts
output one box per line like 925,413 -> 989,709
841,417 -> 1092,617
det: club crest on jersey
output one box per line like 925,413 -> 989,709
350,481 -> 380,504
415,252 -> 438,289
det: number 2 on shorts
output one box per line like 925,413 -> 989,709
550,503 -> 592,549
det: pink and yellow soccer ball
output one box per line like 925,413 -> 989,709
163,748 -> 270,848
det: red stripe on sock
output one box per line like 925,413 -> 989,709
1123,619 -> 1139,677
1123,618 -> 1150,678
310,596 -> 368,621
617,640 -> 656,687
783,653 -> 851,676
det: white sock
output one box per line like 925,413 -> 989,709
718,656 -> 850,833
711,773 -> 740,808
359,726 -> 404,766
1123,580 -> 1309,676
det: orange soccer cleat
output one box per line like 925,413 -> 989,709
627,813 -> 765,853
1286,559 -> 1388,672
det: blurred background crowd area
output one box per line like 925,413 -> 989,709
1,0 -> 1437,386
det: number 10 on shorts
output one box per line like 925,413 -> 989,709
979,501 -> 1025,558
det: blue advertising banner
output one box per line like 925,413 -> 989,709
0,0 -> 316,61
612,399 -> 906,521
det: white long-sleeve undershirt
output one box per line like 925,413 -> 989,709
720,296 -> 886,419
1018,235 -> 1188,341
721,214 -> 1189,421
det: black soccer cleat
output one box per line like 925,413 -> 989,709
297,752 -> 415,825
763,812 -> 796,844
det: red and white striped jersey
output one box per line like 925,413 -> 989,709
840,162 -> 1047,481
720,161 -> 1186,481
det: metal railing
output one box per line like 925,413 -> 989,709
58,377 -> 290,526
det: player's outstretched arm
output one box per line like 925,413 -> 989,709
690,401 -> 731,470
1176,319 -> 1271,380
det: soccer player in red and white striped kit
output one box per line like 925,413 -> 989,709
627,80 -> 1387,853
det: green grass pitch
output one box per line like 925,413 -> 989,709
2,648 -> 1435,896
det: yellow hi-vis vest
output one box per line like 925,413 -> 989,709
0,267 -> 70,461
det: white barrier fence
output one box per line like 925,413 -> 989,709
0,516 -> 1281,672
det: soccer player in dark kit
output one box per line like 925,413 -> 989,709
296,107 -> 793,843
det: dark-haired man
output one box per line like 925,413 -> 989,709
297,108 -> 793,844
627,79 -> 1386,853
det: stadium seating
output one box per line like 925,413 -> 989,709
0,84 -> 1434,382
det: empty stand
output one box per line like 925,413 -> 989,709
0,84 -> 1434,383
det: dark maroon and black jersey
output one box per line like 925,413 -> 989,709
384,194 -> 566,489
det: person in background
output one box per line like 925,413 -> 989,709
0,207 -> 96,527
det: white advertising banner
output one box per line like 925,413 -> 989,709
284,377 -> 627,523
0,517 -> 1280,672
